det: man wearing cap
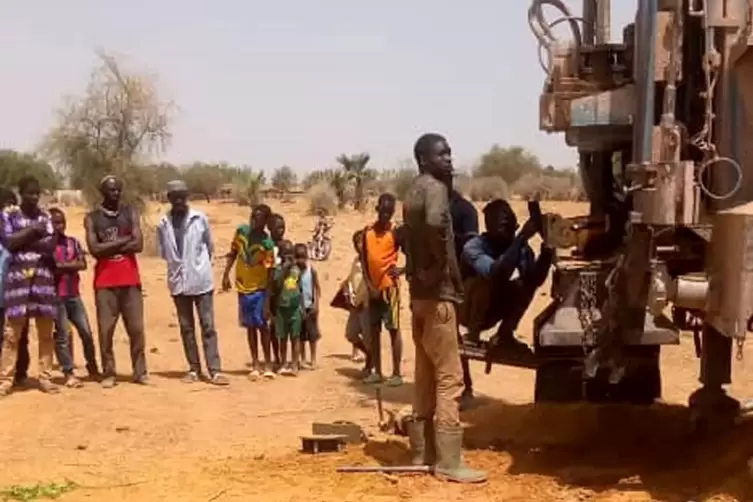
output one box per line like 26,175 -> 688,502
84,175 -> 148,388
157,181 -> 228,386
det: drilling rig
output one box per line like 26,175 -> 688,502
483,0 -> 753,428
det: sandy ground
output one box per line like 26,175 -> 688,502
0,198 -> 751,502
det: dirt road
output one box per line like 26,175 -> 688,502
0,199 -> 750,501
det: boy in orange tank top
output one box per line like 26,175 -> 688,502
361,193 -> 404,386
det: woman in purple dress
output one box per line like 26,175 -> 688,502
0,176 -> 59,396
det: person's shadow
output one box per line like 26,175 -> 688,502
354,389 -> 752,501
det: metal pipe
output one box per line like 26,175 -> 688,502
658,0 -> 682,162
337,465 -> 432,473
583,0 -> 596,44
596,0 -> 611,43
632,0 -> 659,163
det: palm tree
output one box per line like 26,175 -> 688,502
336,153 -> 375,210
326,168 -> 349,209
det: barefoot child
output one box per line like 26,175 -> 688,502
343,230 -> 371,369
362,193 -> 404,386
267,213 -> 286,369
296,243 -> 321,369
271,240 -> 302,375
222,204 -> 276,380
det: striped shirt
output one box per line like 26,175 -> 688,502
0,207 -> 57,319
157,208 -> 215,296
0,243 -> 8,309
54,235 -> 84,298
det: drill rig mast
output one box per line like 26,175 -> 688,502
503,0 -> 753,424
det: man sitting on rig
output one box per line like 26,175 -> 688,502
459,198 -> 553,364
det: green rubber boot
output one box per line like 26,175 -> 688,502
406,418 -> 436,466
433,426 -> 487,483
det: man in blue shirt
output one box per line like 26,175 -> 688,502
459,198 -> 553,361
157,180 -> 228,386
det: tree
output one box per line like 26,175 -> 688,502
234,168 -> 266,206
473,145 -> 542,185
327,169 -> 350,209
302,170 -> 328,190
336,153 -> 375,210
271,165 -> 297,193
0,150 -> 60,192
182,162 -> 228,202
139,162 -> 180,198
43,50 -> 174,207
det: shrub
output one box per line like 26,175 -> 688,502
141,221 -> 160,257
271,166 -> 297,193
468,176 -> 509,202
306,182 -> 338,215
512,172 -> 579,200
302,169 -> 329,191
387,168 -> 416,201
453,172 -> 473,197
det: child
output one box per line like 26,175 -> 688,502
296,243 -> 321,369
222,204 -> 276,380
271,240 -> 302,375
343,230 -> 370,367
362,193 -> 404,386
267,213 -> 286,369
268,213 -> 286,267
50,207 -> 99,386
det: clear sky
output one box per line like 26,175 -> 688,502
0,0 -> 636,174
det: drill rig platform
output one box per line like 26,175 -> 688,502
469,0 -> 753,429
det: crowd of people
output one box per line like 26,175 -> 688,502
0,173 -> 411,393
0,132 -> 553,486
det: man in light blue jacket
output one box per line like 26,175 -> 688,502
157,180 -> 228,386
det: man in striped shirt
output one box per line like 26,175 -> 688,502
0,176 -> 59,396
157,180 -> 228,386
0,187 -> 30,386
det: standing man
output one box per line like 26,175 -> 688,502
362,193 -> 403,386
402,133 -> 486,483
157,180 -> 229,386
0,187 -> 30,386
84,175 -> 148,388
0,176 -> 59,396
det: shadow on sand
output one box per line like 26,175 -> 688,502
335,362 -> 752,501
358,399 -> 752,501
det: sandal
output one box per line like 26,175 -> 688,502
209,373 -> 230,386
64,375 -> 83,388
39,379 -> 60,394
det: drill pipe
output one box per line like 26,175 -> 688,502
633,0 -> 659,163
337,465 -> 432,474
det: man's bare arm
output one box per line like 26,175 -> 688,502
84,214 -> 130,259
121,207 -> 144,254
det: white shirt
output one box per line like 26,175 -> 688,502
156,208 -> 215,296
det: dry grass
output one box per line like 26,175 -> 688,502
306,182 -> 339,215
468,176 -> 510,202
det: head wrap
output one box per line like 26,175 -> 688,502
99,175 -> 120,190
